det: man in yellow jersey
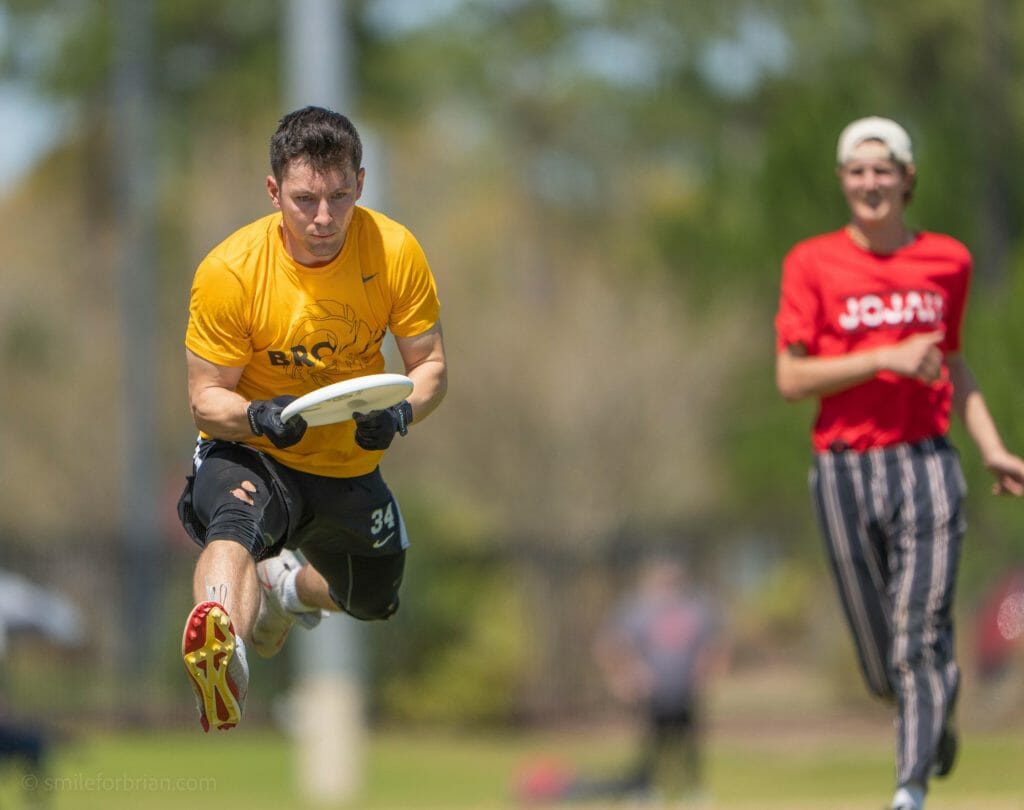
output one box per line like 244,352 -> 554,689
176,106 -> 447,732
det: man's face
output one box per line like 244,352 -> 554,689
267,160 -> 365,267
838,140 -> 914,226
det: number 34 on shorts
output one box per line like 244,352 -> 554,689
369,501 -> 400,550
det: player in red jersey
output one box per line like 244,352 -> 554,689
775,116 -> 1024,810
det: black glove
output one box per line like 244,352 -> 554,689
353,400 -> 413,451
247,396 -> 308,449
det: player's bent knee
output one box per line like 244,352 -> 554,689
202,502 -> 264,555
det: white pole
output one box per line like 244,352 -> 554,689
283,0 -> 369,803
114,0 -> 160,691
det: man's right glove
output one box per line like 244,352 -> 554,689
247,397 -> 308,449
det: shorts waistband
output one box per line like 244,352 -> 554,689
824,435 -> 950,455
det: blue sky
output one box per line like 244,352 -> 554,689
0,7 -> 66,193
0,82 -> 64,192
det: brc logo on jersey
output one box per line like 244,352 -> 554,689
266,299 -> 386,386
268,344 -> 335,367
838,290 -> 945,331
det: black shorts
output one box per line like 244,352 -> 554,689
177,439 -> 407,621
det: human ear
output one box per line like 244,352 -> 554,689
266,174 -> 282,208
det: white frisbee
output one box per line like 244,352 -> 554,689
280,373 -> 413,427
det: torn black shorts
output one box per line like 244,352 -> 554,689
177,438 -> 407,621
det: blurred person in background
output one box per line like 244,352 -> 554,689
566,556 -> 722,807
774,116 -> 1024,810
0,568 -> 85,804
0,713 -> 47,807
176,106 -> 447,732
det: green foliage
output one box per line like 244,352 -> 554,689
727,556 -> 825,666
949,262 -> 1024,593
372,549 -> 530,726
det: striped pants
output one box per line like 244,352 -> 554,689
810,436 -> 965,788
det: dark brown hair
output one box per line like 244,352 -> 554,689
269,106 -> 362,182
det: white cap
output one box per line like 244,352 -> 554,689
836,116 -> 914,165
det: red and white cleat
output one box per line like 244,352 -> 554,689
181,601 -> 248,732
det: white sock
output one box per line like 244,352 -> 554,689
280,567 -> 316,613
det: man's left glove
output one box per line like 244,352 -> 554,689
247,396 -> 308,449
353,400 -> 413,451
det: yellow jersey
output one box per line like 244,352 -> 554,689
185,206 -> 440,477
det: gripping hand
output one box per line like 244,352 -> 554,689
353,401 -> 413,451
247,397 -> 308,449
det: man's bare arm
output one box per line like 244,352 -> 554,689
186,349 -> 252,440
394,322 -> 447,424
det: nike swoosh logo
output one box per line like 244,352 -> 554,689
372,532 -> 395,549
361,273 -> 378,283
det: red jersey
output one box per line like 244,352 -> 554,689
775,228 -> 972,453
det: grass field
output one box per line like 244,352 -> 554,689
1,660 -> 1020,809
1,719 -> 1022,810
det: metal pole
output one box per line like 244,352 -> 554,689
113,0 -> 159,696
284,0 -> 368,802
